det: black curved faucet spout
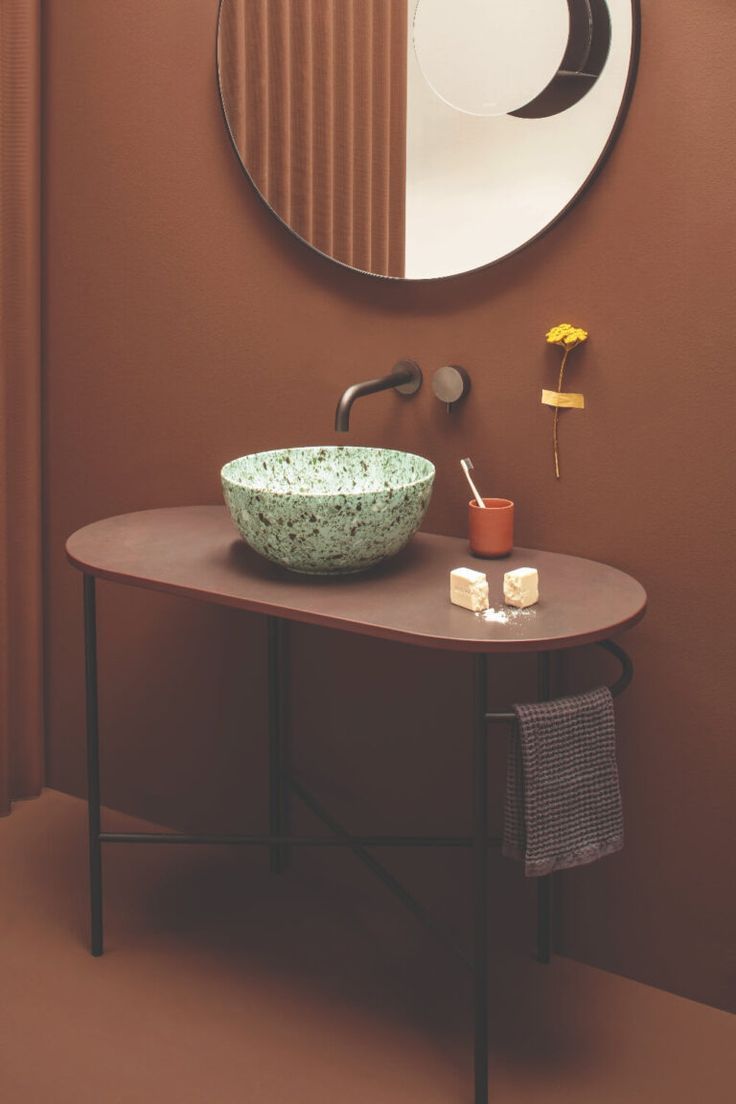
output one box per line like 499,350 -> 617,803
334,361 -> 423,432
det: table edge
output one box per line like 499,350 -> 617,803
66,543 -> 647,655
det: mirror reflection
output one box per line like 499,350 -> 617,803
413,0 -> 572,118
217,0 -> 637,280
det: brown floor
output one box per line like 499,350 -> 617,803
1,790 -> 733,1104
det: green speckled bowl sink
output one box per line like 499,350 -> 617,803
221,446 -> 435,575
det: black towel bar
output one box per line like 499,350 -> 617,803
485,638 -> 633,724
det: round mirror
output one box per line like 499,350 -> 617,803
217,0 -> 639,280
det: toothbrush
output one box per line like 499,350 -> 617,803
460,458 -> 486,508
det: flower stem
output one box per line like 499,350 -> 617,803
553,346 -> 570,480
557,346 -> 570,392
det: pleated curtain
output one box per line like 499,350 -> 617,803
0,0 -> 44,815
219,0 -> 407,277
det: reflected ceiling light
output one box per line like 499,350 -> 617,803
413,0 -> 611,120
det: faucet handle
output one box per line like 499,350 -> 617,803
432,365 -> 471,412
394,360 -> 423,395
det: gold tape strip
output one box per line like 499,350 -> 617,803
541,389 -> 585,409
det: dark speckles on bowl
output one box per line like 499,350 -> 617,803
221,446 -> 435,575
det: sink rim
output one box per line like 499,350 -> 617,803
221,445 -> 436,499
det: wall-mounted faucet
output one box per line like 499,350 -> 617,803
334,360 -> 423,432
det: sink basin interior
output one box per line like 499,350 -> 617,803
222,446 -> 435,495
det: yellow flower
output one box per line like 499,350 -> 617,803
543,323 -> 588,480
546,323 -> 588,346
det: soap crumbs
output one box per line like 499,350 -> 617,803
476,606 -> 536,625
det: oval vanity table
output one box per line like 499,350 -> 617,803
67,506 -> 646,1104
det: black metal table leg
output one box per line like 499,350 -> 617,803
267,616 -> 289,873
473,653 -> 489,1104
536,651 -> 552,965
83,574 -> 103,956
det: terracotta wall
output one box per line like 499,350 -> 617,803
43,0 -> 735,1012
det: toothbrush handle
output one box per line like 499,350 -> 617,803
465,470 -> 485,509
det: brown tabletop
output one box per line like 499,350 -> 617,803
66,507 -> 646,654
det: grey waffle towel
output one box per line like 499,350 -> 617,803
503,686 -> 623,877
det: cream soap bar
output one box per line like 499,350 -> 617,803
504,567 -> 539,608
450,567 -> 489,612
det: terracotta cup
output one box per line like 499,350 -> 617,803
468,498 -> 514,558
